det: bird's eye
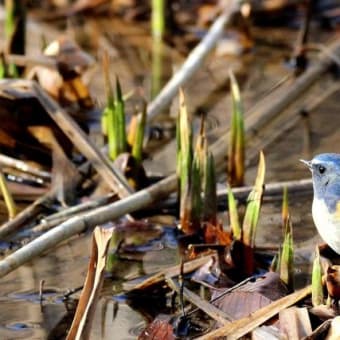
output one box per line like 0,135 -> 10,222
318,165 -> 326,174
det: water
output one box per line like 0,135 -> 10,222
0,232 -> 90,337
0,9 -> 339,339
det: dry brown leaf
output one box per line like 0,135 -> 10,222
139,315 -> 175,340
66,226 -> 113,340
212,272 -> 288,321
326,316 -> 340,340
279,307 -> 312,339
326,265 -> 340,301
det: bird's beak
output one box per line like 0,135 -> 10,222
300,159 -> 312,171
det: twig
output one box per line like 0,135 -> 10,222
31,193 -> 115,233
31,82 -> 133,199
211,38 -> 340,167
0,167 -> 17,219
0,158 -> 91,239
246,81 -> 340,168
39,279 -> 45,306
0,191 -> 55,239
44,193 -> 115,222
186,276 -> 256,317
7,53 -> 56,69
196,285 -> 312,340
146,0 -> 239,121
30,211 -> 88,235
123,254 -> 213,291
26,177 -> 312,236
0,153 -> 51,181
166,277 -> 232,325
0,175 -> 177,278
0,78 -> 134,198
218,178 -> 312,201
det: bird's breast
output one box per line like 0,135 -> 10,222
312,197 -> 340,254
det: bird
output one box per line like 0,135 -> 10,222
301,153 -> 340,255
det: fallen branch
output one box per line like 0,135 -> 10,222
0,175 -> 176,278
218,178 -> 312,201
146,0 -> 239,121
7,53 -> 56,69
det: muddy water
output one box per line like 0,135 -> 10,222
0,13 -> 339,340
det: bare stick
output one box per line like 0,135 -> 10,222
43,194 -> 114,222
211,38 -> 340,167
32,82 -> 133,199
166,277 -> 232,325
0,153 -> 51,181
146,0 -> 239,121
7,54 -> 56,69
0,175 -> 176,278
123,254 -> 213,291
196,285 -> 312,340
0,154 -> 91,239
31,193 -> 114,233
0,191 -> 55,239
0,167 -> 17,219
218,178 -> 312,201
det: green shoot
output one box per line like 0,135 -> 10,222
0,168 -> 16,219
132,101 -> 147,165
242,151 -> 265,247
114,77 -> 127,156
177,89 -> 193,209
151,0 -> 165,40
202,152 -> 217,225
228,70 -> 245,187
180,154 -> 202,234
228,186 -> 241,240
282,186 -> 289,229
280,216 -> 294,290
312,246 -> 324,306
242,151 -> 265,274
4,0 -> 26,77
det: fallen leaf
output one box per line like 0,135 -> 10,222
139,315 -> 175,340
212,272 -> 288,321
66,226 -> 113,340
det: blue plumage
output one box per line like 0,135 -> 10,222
302,153 -> 340,254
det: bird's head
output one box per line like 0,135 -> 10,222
301,153 -> 340,201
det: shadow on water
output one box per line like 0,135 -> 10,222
0,12 -> 339,339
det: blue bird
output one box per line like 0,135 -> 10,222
301,153 -> 340,254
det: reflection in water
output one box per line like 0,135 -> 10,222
0,235 -> 90,339
90,299 -> 145,340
